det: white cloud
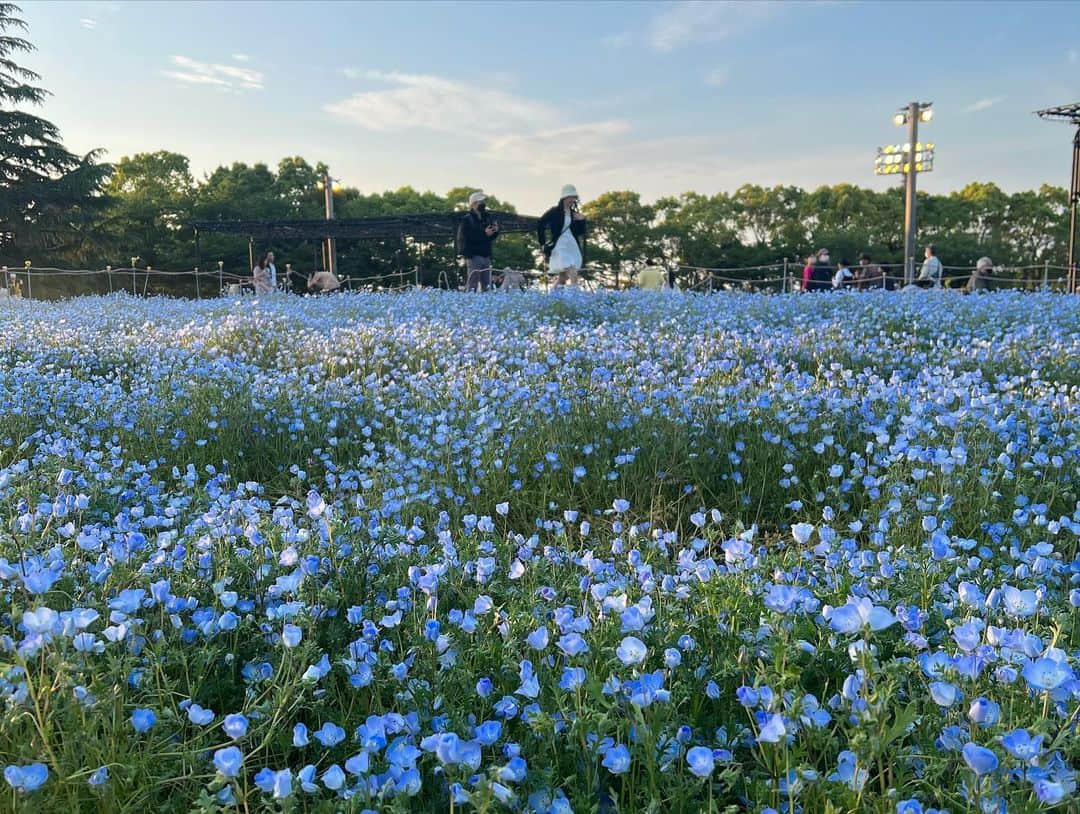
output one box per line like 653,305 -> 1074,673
602,31 -> 631,48
164,56 -> 264,91
79,18 -> 97,30
963,96 -> 1005,114
325,70 -> 554,134
232,53 -> 250,63
705,68 -> 728,88
484,121 -> 633,175
649,0 -> 778,52
342,67 -> 361,79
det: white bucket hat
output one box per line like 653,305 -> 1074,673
560,184 -> 579,200
976,256 -> 993,271
468,191 -> 486,206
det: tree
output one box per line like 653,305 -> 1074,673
582,191 -> 656,287
99,151 -> 194,267
0,3 -> 109,262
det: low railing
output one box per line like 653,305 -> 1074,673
0,261 -> 1073,299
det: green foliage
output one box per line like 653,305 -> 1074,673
0,3 -> 110,260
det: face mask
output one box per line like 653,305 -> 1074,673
477,203 -> 487,214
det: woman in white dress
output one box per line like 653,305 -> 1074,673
537,184 -> 587,288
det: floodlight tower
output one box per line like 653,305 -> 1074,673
1035,102 -> 1080,292
889,102 -> 934,285
316,172 -> 342,277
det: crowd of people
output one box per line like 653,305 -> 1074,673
244,187 -> 999,296
799,245 -> 993,293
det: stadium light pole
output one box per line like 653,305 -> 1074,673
1034,102 -> 1080,292
317,172 -> 341,277
894,102 -> 933,285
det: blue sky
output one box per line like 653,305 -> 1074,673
19,0 -> 1080,213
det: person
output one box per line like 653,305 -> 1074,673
801,254 -> 815,292
855,253 -> 889,290
915,245 -> 942,288
538,184 -> 587,288
307,269 -> 342,293
251,253 -> 274,295
266,251 -> 278,291
497,267 -> 526,291
807,248 -> 833,292
832,259 -> 854,290
636,266 -> 666,291
966,256 -> 992,293
457,191 -> 500,292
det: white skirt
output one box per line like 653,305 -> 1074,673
549,229 -> 582,274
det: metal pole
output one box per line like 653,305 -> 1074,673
903,101 -> 919,286
324,173 -> 338,278
782,257 -> 789,293
195,267 -> 201,299
23,261 -> 31,299
107,265 -> 113,293
1068,127 -> 1080,293
218,261 -> 224,295
248,238 -> 254,273
1043,258 -> 1049,290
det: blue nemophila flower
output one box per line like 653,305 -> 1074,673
557,633 -> 589,658
254,767 -> 293,798
293,722 -> 309,747
560,666 -> 586,691
961,743 -> 999,776
823,596 -> 896,634
967,698 -> 1000,726
1022,657 -> 1074,691
222,713 -> 249,739
321,764 -> 346,791
685,746 -> 714,778
601,744 -> 631,774
1033,779 -> 1067,805
131,708 -> 156,733
612,499 -> 630,513
313,722 -> 346,747
282,624 -> 303,648
757,713 -> 788,744
187,703 -> 214,725
828,751 -> 867,791
999,729 -> 1044,762
4,763 -> 48,793
526,626 -> 549,651
929,682 -> 961,707
791,523 -> 815,545
214,746 -> 243,778
1000,585 -> 1038,617
475,720 -> 502,746
88,766 -> 108,787
616,636 -> 647,666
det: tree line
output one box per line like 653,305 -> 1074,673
2,4 -> 1073,292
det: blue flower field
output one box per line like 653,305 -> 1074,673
0,290 -> 1077,813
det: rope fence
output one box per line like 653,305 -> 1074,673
1,261 -> 1075,300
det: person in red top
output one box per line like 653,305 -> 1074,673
801,254 -> 815,292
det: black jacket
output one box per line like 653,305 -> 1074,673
537,205 -> 586,258
457,210 -> 499,258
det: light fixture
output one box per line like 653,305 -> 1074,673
893,112 -> 907,126
920,108 -> 934,122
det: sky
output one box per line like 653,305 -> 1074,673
17,0 -> 1080,214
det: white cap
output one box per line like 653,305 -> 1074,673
976,256 -> 993,270
468,191 -> 486,206
560,184 -> 579,200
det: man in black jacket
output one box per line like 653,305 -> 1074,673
458,191 -> 500,292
